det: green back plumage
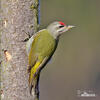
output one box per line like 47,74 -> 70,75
29,29 -> 56,67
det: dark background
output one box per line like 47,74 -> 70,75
40,0 -> 100,100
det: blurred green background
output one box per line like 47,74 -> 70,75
40,0 -> 100,100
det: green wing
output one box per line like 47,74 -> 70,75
28,29 -> 56,68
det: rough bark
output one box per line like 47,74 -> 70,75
0,0 -> 39,100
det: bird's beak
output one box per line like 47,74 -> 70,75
64,25 -> 75,32
67,25 -> 75,30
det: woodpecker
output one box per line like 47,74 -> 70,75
26,21 -> 75,95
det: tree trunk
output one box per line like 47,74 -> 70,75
0,0 -> 39,100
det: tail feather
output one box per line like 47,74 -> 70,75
29,74 -> 40,96
29,83 -> 33,95
29,61 -> 41,95
29,69 -> 34,95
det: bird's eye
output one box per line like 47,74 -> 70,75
59,25 -> 64,28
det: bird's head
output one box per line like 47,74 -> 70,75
47,21 -> 75,39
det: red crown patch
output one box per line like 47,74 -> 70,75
59,21 -> 66,26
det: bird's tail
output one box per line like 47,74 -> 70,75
29,61 -> 41,95
29,73 -> 40,96
29,75 -> 38,95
